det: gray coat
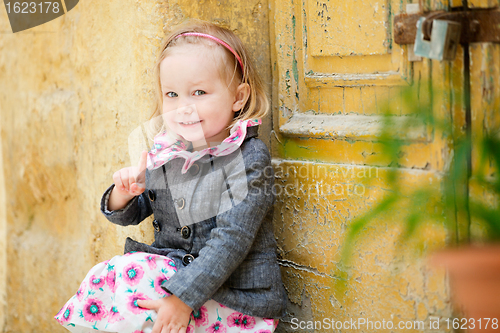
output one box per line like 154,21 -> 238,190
100,125 -> 287,319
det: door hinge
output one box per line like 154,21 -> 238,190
394,7 -> 500,45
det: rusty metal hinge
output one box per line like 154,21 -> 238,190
394,7 -> 500,45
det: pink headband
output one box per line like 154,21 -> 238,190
173,32 -> 244,77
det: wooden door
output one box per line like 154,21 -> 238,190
270,0 -> 499,330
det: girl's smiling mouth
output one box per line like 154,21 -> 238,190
179,120 -> 202,125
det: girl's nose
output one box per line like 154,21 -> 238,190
176,103 -> 196,115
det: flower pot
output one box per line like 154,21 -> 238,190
430,245 -> 500,333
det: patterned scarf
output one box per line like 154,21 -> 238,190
147,118 -> 261,174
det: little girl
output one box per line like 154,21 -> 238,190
55,19 -> 287,333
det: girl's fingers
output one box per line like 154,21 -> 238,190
112,171 -> 125,191
130,166 -> 145,195
176,326 -> 188,333
136,299 -> 156,310
128,168 -> 134,192
136,150 -> 147,186
128,168 -> 137,190
111,150 -> 148,195
151,322 -> 161,333
115,169 -> 130,191
128,174 -> 136,191
138,150 -> 147,172
157,322 -> 170,333
165,325 -> 185,333
130,183 -> 138,195
132,168 -> 146,193
136,297 -> 189,333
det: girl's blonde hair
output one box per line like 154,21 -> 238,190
147,19 -> 269,143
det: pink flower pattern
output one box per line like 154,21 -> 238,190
89,275 -> 105,290
145,254 -> 159,269
106,270 -> 117,292
123,262 -> 144,286
55,251 -> 276,332
153,274 -> 170,295
108,306 -> 125,323
263,318 -> 274,325
126,292 -> 151,315
164,258 -> 176,269
227,312 -> 255,330
191,305 -> 209,326
55,303 -> 73,324
82,298 -> 107,322
206,321 -> 227,333
264,318 -> 279,329
76,282 -> 86,302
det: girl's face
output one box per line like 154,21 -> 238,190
159,44 -> 249,151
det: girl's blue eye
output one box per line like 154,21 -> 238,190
194,90 -> 206,96
166,92 -> 178,98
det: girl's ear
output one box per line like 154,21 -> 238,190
232,83 -> 250,112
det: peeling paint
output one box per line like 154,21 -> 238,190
279,259 -> 334,278
280,112 -> 428,142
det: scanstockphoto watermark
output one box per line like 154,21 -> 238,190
290,317 -> 499,331
249,162 -> 379,198
126,112 -> 379,199
290,317 -> 427,331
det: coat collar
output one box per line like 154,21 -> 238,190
243,123 -> 259,141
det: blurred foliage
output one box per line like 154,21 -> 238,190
339,83 -> 500,268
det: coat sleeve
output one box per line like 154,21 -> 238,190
161,140 -> 275,311
100,183 -> 154,226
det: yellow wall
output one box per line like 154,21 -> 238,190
0,1 -> 271,331
0,1 -> 158,330
0,107 -> 6,331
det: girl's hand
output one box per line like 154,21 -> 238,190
108,150 -> 148,211
137,295 -> 192,333
113,150 -> 148,196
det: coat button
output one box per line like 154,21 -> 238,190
180,226 -> 191,239
176,198 -> 185,209
152,219 -> 160,232
182,254 -> 195,266
148,189 -> 156,202
189,163 -> 200,176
